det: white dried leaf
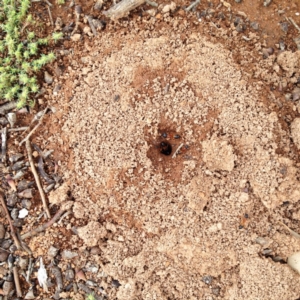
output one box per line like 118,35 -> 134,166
37,257 -> 48,292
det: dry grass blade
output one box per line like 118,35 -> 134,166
279,221 -> 300,239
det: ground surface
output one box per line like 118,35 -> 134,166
2,0 -> 300,299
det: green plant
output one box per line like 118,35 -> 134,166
52,32 -> 63,43
86,294 -> 96,300
56,0 -> 65,4
0,0 -> 58,108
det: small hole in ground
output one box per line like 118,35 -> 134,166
159,141 -> 172,156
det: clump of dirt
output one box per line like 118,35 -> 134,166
49,23 -> 300,299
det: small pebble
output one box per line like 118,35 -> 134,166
250,22 -> 259,31
11,208 -> 19,220
6,194 -> 18,207
71,33 -> 81,42
279,40 -> 285,50
90,246 -> 101,255
235,0 -> 242,2
9,153 -> 23,163
292,87 -> 300,101
202,275 -> 213,285
280,22 -> 289,33
1,239 -> 12,249
285,93 -> 292,101
0,266 -> 7,276
75,269 -> 86,281
48,245 -> 59,258
0,117 -> 8,126
13,219 -> 24,227
86,280 -> 97,287
7,112 -> 16,128
18,256 -> 29,270
0,224 -> 6,239
18,188 -> 33,198
2,279 -> 13,295
65,268 -> 75,281
44,71 -> 53,84
62,250 -> 78,259
17,180 -> 31,192
112,279 -> 121,288
18,208 -> 29,219
162,2 -> 176,13
294,36 -> 300,50
255,236 -> 269,246
0,249 -> 9,262
212,286 -> 221,296
263,0 -> 272,6
53,85 -> 62,96
262,248 -> 272,255
85,263 -> 99,273
24,289 -> 35,300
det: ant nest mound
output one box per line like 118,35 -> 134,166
60,28 -> 300,300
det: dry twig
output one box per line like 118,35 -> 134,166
26,140 -> 51,218
21,209 -> 65,240
19,107 -> 49,146
13,266 -> 22,298
279,221 -> 300,239
185,0 -> 200,12
0,192 -> 22,250
8,127 -> 29,132
289,17 -> 300,33
47,5 -> 54,26
172,143 -> 184,159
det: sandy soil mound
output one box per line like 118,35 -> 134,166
51,26 -> 300,299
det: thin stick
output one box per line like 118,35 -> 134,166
21,209 -> 65,240
279,221 -> 300,239
44,0 -> 53,6
1,127 -> 7,164
47,5 -> 54,26
8,127 -> 29,132
185,0 -> 200,12
13,266 -> 22,298
26,140 -> 51,218
289,17 -> 300,33
58,210 -> 71,224
0,192 -> 22,250
172,143 -> 184,159
19,107 -> 48,146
